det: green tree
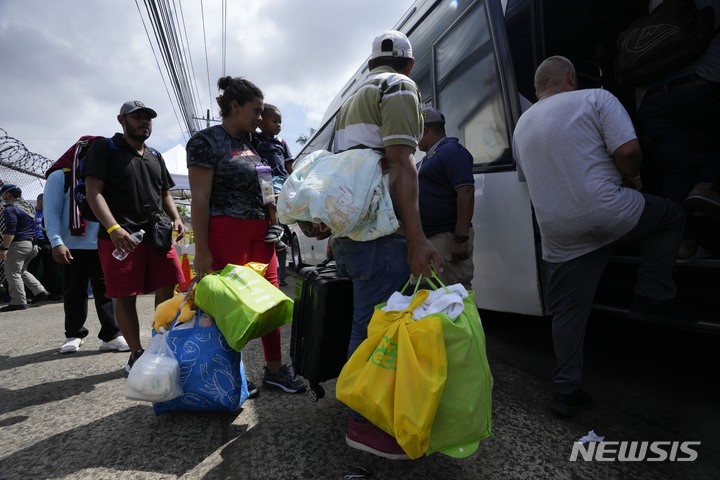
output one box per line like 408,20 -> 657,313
296,128 -> 317,145
177,205 -> 191,224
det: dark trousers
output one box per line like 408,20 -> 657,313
546,193 -> 684,393
638,75 -> 720,238
62,249 -> 120,342
28,243 -> 62,295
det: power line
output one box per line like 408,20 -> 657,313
176,0 -> 206,119
137,0 -> 203,137
221,0 -> 227,78
134,0 -> 186,140
200,0 -> 214,121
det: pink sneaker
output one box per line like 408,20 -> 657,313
345,417 -> 409,460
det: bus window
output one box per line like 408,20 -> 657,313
294,119 -> 336,166
434,2 -> 513,169
505,0 -> 536,102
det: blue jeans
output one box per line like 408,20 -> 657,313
333,235 -> 410,422
332,235 -> 411,358
276,246 -> 287,284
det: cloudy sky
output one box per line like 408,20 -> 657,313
0,0 -> 415,169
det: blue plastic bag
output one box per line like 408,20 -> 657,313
153,310 -> 249,415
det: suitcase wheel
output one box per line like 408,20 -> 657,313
307,385 -> 325,402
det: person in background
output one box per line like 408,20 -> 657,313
636,0 -> 720,258
331,30 -> 442,460
187,76 -> 306,397
512,56 -> 685,416
28,194 -> 62,301
44,148 -> 129,354
83,100 -> 185,374
0,184 -> 50,312
417,106 -> 475,290
253,103 -> 294,286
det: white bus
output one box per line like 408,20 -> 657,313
289,0 -> 719,329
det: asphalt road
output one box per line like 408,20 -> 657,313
0,269 -> 718,480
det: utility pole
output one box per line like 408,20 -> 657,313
192,109 -> 221,129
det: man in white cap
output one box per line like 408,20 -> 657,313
332,30 -> 442,460
82,101 -> 185,375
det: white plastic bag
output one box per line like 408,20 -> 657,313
124,330 -> 182,402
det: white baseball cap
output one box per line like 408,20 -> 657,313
371,30 -> 413,60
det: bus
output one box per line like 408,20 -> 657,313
288,0 -> 719,330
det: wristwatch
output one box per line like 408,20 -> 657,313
453,233 -> 469,243
0,246 -> 8,251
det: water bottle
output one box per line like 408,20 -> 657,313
112,229 -> 145,261
256,165 -> 275,205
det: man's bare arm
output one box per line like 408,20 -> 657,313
385,144 -> 443,276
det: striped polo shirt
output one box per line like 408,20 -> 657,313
333,65 -> 422,152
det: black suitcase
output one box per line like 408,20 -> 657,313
290,261 -> 353,401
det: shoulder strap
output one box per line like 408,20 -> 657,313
62,168 -> 72,193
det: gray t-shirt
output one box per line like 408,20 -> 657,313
512,89 -> 644,262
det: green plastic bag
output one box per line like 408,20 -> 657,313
427,290 -> 493,458
194,264 -> 293,351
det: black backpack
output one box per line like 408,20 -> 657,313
614,0 -> 715,85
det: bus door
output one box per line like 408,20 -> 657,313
426,0 -> 545,316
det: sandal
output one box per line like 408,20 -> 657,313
264,224 -> 284,243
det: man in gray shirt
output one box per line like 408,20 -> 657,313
512,56 -> 685,416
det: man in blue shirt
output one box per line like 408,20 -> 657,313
0,184 -> 49,311
417,107 -> 475,289
28,193 -> 62,301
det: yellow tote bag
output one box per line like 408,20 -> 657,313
336,290 -> 448,459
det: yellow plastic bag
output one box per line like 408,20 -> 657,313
153,290 -> 197,332
244,261 -> 268,277
336,290 -> 448,459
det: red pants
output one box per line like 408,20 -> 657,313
208,216 -> 281,362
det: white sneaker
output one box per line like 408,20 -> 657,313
100,335 -> 130,352
59,337 -> 84,354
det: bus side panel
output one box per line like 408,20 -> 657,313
472,171 -> 543,316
